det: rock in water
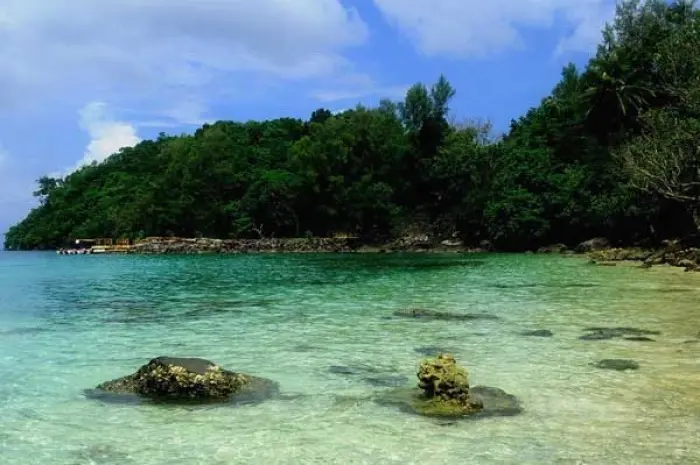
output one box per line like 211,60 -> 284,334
90,356 -> 278,404
579,327 -> 661,341
374,353 -> 520,419
392,308 -> 499,321
594,359 -> 640,371
412,354 -> 483,417
519,329 -> 554,338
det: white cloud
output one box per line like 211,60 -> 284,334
55,102 -> 141,176
0,0 -> 369,115
371,0 -> 616,57
311,73 -> 408,102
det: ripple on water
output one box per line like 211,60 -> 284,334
0,252 -> 699,464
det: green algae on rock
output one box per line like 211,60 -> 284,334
376,354 -> 482,418
89,356 -> 278,405
375,353 -> 521,419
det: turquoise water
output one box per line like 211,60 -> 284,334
1,252 -> 699,464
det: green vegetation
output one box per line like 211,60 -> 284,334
5,1 -> 700,251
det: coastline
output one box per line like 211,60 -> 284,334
22,235 -> 700,273
118,236 -> 488,255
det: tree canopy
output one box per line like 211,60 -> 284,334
5,0 -> 700,251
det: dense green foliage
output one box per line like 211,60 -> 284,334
5,0 -> 700,251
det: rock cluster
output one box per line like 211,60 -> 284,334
585,241 -> 700,271
128,237 -> 360,254
91,357 -> 278,404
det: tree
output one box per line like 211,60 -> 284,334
617,109 -> 700,229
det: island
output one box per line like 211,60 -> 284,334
4,0 -> 699,272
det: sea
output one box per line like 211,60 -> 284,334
0,251 -> 698,464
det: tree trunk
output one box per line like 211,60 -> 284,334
692,204 -> 700,232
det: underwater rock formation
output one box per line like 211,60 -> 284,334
414,354 -> 483,416
392,308 -> 499,321
88,356 -> 278,404
375,353 -> 521,419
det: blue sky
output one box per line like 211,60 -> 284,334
0,0 -> 617,234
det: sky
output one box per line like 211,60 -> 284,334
0,0 -> 618,235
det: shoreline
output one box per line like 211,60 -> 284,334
49,236 -> 490,255
18,236 -> 700,272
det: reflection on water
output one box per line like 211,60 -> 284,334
0,252 -> 699,464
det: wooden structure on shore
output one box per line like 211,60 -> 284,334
58,238 -> 133,254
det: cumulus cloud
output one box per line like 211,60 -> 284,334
371,0 -> 616,57
62,102 -> 141,175
0,0 -> 369,115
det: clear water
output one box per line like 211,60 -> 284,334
1,252 -> 699,465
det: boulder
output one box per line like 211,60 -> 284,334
678,259 -> 698,271
576,237 -> 610,253
375,354 -> 520,419
88,356 -> 278,405
537,244 -> 568,254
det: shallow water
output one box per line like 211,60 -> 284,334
1,252 -> 699,464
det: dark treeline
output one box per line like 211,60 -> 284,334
5,0 -> 700,251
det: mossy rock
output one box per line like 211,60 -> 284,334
86,356 -> 279,405
376,353 -> 520,419
375,385 -> 521,419
417,354 -> 471,400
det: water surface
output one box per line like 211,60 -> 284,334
1,252 -> 698,464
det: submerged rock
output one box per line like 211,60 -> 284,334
519,329 -> 554,338
363,374 -> 410,388
376,384 -> 521,419
594,359 -> 640,371
393,308 -> 499,322
375,354 -> 520,419
623,336 -> 655,342
414,346 -> 455,356
579,327 -> 661,341
88,356 -> 278,405
328,365 -> 361,375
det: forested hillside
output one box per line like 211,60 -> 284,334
5,0 -> 700,251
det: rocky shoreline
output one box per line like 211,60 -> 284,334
583,239 -> 700,272
121,235 -> 486,255
54,234 -> 700,272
